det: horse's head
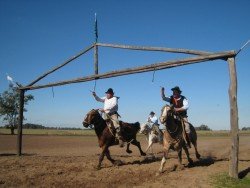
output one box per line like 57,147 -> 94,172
140,123 -> 150,135
160,105 -> 172,124
82,109 -> 101,128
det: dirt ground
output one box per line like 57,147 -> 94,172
0,134 -> 249,188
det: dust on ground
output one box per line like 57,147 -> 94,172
0,135 -> 249,187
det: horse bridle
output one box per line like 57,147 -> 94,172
164,110 -> 182,134
83,109 -> 99,129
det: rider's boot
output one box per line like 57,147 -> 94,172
116,127 -> 124,148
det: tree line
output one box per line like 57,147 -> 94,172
1,85 -> 248,134
0,123 -> 82,130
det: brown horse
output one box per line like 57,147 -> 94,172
82,109 -> 146,169
157,105 -> 201,174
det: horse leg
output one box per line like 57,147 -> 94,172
192,140 -> 201,159
145,138 -> 153,154
190,126 -> 201,159
105,148 -> 115,164
177,149 -> 182,165
105,148 -> 123,166
131,139 -> 146,156
126,143 -> 132,154
183,145 -> 193,165
96,146 -> 107,170
157,148 -> 170,175
177,149 -> 185,170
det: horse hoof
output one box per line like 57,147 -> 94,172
95,165 -> 101,170
114,160 -> 123,166
126,150 -> 132,154
156,171 -> 162,176
188,159 -> 194,166
196,153 -> 201,159
177,165 -> 185,170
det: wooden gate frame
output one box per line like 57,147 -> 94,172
16,41 -> 239,178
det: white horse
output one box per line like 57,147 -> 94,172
140,123 -> 163,154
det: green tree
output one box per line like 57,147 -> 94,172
0,85 -> 34,135
196,124 -> 211,131
242,127 -> 250,131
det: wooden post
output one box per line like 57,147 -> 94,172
94,44 -> 98,75
17,89 -> 25,156
227,57 -> 239,178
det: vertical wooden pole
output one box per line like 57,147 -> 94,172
94,44 -> 98,75
17,89 -> 25,156
227,57 -> 239,178
94,13 -> 98,76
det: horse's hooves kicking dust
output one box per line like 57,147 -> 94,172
126,150 -> 132,154
114,160 -> 123,166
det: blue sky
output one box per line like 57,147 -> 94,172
0,0 -> 249,130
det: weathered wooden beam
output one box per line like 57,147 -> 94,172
20,50 -> 236,91
228,57 -> 239,179
27,44 -> 95,87
97,42 -> 213,56
17,89 -> 25,156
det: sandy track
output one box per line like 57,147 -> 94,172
0,135 -> 249,187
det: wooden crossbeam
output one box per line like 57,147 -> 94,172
27,44 -> 95,87
21,50 -> 236,91
97,43 -> 213,55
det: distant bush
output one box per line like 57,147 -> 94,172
195,124 -> 211,131
242,127 -> 250,131
24,123 -> 46,129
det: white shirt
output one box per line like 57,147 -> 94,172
94,95 -> 118,114
147,115 -> 158,125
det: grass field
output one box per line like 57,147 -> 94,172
210,172 -> 250,188
0,128 -> 96,136
0,128 -> 250,137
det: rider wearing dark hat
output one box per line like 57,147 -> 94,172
161,86 -> 191,148
92,88 -> 124,147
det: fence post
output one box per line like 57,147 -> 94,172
227,57 -> 239,178
17,89 -> 25,156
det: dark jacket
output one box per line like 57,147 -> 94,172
170,95 -> 187,117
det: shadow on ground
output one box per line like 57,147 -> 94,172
238,167 -> 250,179
0,153 -> 36,157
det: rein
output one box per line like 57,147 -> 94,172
166,124 -> 179,134
164,111 -> 181,134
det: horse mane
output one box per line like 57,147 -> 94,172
90,110 -> 107,136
